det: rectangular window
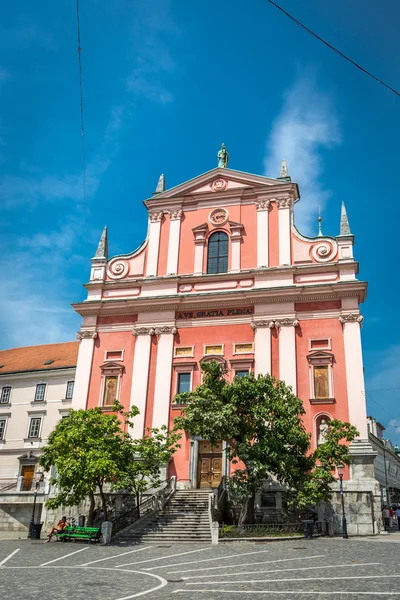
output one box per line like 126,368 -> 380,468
103,376 -> 118,406
34,384 -> 46,402
0,419 -> 6,440
0,386 -> 11,404
314,366 -> 330,399
65,381 -> 74,399
177,373 -> 191,394
310,338 -> 330,350
28,418 -> 42,438
235,370 -> 249,378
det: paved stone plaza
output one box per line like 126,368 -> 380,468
0,536 -> 400,599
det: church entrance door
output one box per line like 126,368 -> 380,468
197,441 -> 223,488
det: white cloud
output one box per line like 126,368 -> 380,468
264,73 -> 341,235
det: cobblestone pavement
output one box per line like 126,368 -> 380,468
0,536 -> 400,599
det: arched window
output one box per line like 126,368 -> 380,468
207,231 -> 228,274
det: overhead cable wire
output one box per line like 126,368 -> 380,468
265,0 -> 400,99
76,0 -> 88,240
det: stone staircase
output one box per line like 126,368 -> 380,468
114,489 -> 212,544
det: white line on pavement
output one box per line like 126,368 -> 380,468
148,548 -> 274,572
172,591 -> 400,595
41,546 -> 88,566
0,549 -> 20,567
187,574 -> 400,585
115,547 -> 211,568
81,546 -> 152,566
181,561 -> 382,580
168,554 -> 325,575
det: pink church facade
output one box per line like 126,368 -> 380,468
72,163 -> 377,514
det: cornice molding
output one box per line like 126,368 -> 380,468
339,313 -> 363,325
77,331 -> 97,340
251,320 -> 275,330
132,326 -> 155,336
154,326 -> 177,335
275,318 -> 299,328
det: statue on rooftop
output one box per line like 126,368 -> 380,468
217,143 -> 229,168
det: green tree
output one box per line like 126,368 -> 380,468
39,402 -> 180,524
113,426 -> 181,518
174,361 -> 357,524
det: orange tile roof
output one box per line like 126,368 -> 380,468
0,341 -> 79,375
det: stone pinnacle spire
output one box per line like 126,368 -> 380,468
317,207 -> 323,237
94,226 -> 108,260
339,202 -> 351,236
278,160 -> 291,182
154,174 -> 165,195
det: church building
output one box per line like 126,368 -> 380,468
71,149 -> 380,533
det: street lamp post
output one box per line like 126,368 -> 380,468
27,472 -> 44,539
337,465 -> 349,539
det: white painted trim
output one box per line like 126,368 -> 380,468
129,334 -> 152,439
174,368 -> 193,395
254,327 -> 271,376
145,219 -> 162,277
0,414 -> 9,441
257,209 -> 269,267
33,382 -> 47,403
98,373 -> 122,407
72,337 -> 96,410
194,242 -> 204,274
167,217 -> 181,275
152,332 -> 175,430
342,320 -> 368,438
278,325 -> 297,393
104,349 -> 124,362
0,385 -> 12,404
230,238 -> 241,272
278,207 -> 291,265
27,415 -> 43,439
174,346 -> 194,358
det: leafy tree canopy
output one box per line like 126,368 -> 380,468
39,402 -> 180,523
174,361 -> 358,520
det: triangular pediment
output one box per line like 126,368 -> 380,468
145,167 -> 297,202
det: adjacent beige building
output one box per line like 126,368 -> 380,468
0,342 -> 78,532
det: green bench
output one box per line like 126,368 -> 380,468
56,526 -> 101,543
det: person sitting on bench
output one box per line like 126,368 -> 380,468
46,516 -> 69,542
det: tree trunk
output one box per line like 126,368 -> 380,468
87,491 -> 95,526
98,482 -> 108,521
238,491 -> 255,531
136,491 -> 140,520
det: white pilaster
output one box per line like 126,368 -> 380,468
339,314 -> 368,439
277,197 -> 292,266
276,318 -> 298,393
255,200 -> 270,268
152,326 -> 176,430
251,320 -> 273,376
146,211 -> 163,277
166,210 -> 183,275
130,327 -> 154,439
72,331 -> 97,410
229,221 -> 243,272
192,224 -> 208,275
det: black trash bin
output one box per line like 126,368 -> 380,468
302,519 -> 314,539
78,515 -> 86,527
30,523 -> 43,540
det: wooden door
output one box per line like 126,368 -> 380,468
21,465 -> 35,491
199,457 -> 211,488
211,457 -> 222,488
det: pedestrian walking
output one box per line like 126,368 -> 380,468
382,506 -> 391,531
396,505 -> 400,530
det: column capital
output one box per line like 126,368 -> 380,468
167,208 -> 183,221
149,210 -> 164,222
77,330 -> 97,340
339,313 -> 363,325
276,196 -> 293,209
154,326 -> 177,335
251,319 -> 275,330
132,326 -> 156,336
275,318 -> 299,329
254,199 -> 271,212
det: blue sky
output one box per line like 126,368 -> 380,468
1,0 -> 400,441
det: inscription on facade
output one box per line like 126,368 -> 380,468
176,307 -> 254,320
